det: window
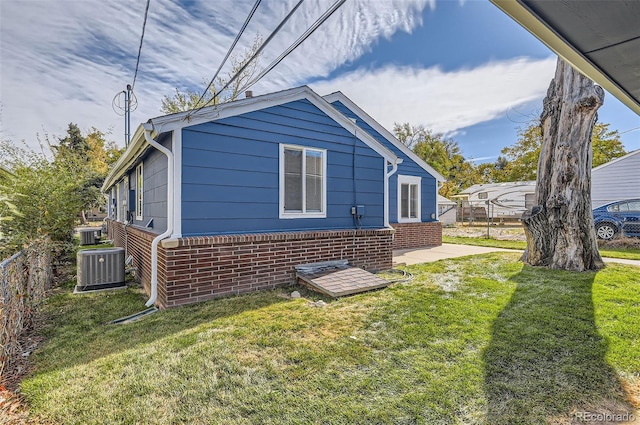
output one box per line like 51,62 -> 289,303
478,192 -> 488,199
280,145 -> 326,218
135,163 -> 143,220
627,201 -> 640,212
397,175 -> 421,223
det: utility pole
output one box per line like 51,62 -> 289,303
125,84 -> 132,146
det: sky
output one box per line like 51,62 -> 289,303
1,0 -> 639,162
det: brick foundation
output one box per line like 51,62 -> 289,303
107,220 -> 393,308
391,222 -> 442,250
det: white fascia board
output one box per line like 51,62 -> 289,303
591,148 -> 640,173
103,86 -> 401,193
323,92 -> 447,182
102,124 -> 148,192
490,0 -> 640,115
149,86 -> 398,163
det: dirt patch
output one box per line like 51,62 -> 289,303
598,237 -> 640,250
443,225 -> 527,241
445,226 -> 640,249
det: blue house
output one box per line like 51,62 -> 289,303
103,86 -> 444,308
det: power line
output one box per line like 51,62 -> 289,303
132,0 -> 151,89
619,126 -> 640,134
191,0 -> 263,110
240,0 -> 347,94
188,0 -> 305,118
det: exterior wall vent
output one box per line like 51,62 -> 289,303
76,247 -> 126,292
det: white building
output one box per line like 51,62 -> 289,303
591,149 -> 640,208
452,182 -> 535,222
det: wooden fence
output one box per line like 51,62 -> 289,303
0,239 -> 52,380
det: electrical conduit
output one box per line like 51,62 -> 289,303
143,123 -> 174,307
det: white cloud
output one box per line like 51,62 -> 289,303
310,56 -> 557,135
0,0 -> 433,147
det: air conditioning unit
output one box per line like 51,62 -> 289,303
76,247 -> 126,293
80,229 -> 96,246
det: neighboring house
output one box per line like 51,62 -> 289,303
437,195 -> 457,225
591,149 -> 640,208
452,182 -> 536,222
102,86 -> 444,308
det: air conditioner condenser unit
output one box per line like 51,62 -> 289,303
75,247 -> 126,293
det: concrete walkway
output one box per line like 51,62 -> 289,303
394,243 -> 640,267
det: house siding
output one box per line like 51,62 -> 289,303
127,133 -> 171,233
591,150 -> 640,208
328,101 -> 438,223
180,99 -> 385,236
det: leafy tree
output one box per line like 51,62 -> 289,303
394,122 -> 480,198
51,124 -> 123,223
0,140 -> 82,254
494,122 -> 626,182
161,36 -> 262,114
0,125 -> 123,255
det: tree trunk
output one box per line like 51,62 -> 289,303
521,58 -> 605,271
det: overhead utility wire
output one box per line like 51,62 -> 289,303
188,0 -> 305,117
240,0 -> 347,93
132,0 -> 151,89
191,0 -> 263,111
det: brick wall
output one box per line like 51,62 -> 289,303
391,222 -> 442,250
107,221 -> 393,308
107,220 -> 167,306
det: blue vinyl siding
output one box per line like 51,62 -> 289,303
180,99 -> 385,236
126,132 -> 171,234
330,101 -> 438,223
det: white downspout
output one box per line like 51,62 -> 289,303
143,123 -> 174,307
384,158 -> 402,228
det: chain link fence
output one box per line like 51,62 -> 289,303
0,239 -> 52,380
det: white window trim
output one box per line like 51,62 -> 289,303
279,144 -> 327,219
135,163 -> 144,221
397,175 -> 421,223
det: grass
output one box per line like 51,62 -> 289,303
442,235 -> 640,260
21,253 -> 640,424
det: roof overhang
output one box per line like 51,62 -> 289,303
323,91 -> 447,182
102,86 -> 399,192
491,0 -> 640,116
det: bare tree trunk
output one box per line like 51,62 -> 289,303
521,58 -> 605,271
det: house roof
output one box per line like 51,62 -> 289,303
458,181 -> 535,196
592,149 -> 640,173
438,195 -> 456,205
103,86 -> 399,191
322,92 -> 446,183
491,0 -> 640,115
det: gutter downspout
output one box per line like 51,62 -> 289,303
384,158 -> 402,228
142,123 -> 174,307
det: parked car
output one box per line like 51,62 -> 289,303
593,199 -> 640,240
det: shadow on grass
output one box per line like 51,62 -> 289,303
31,285 -> 291,376
483,265 -> 633,424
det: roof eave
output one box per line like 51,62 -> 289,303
322,92 -> 447,182
102,86 -> 399,191
490,0 -> 640,116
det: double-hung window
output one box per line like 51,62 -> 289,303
280,144 -> 326,218
135,163 -> 143,220
398,175 -> 421,223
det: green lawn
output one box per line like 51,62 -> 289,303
22,253 -> 639,424
442,235 -> 640,260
